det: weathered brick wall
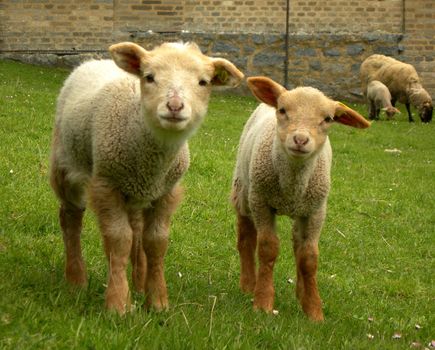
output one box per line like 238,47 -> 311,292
0,0 -> 433,100
401,0 -> 435,99
0,1 -> 114,51
288,0 -> 403,34
183,0 -> 286,33
114,0 -> 184,34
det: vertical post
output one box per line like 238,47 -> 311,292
284,0 -> 290,88
402,0 -> 406,34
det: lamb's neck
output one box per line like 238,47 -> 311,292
143,127 -> 187,163
139,113 -> 190,157
272,137 -> 320,191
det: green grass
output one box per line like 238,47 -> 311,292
0,59 -> 434,349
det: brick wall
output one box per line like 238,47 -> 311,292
401,0 -> 435,98
0,0 -> 434,100
0,1 -> 113,51
288,0 -> 403,33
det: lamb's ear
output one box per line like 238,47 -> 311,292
109,42 -> 149,76
211,58 -> 244,88
246,76 -> 286,108
334,102 -> 371,128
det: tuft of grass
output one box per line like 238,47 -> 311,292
0,59 -> 434,349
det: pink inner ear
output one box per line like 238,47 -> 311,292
335,114 -> 354,126
251,82 -> 278,107
124,54 -> 141,72
335,103 -> 371,129
258,88 -> 278,107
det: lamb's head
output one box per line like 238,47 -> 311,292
382,106 -> 401,120
110,42 -> 244,135
247,76 -> 370,159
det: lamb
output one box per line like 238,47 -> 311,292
366,80 -> 400,120
231,76 -> 370,321
360,54 -> 433,123
50,41 -> 244,314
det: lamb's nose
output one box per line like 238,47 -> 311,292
293,134 -> 309,146
166,97 -> 184,113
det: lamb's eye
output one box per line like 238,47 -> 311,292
199,79 -> 208,87
278,108 -> 286,114
324,115 -> 334,123
145,74 -> 155,83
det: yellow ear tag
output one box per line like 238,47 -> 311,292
336,102 -> 349,116
216,69 -> 229,84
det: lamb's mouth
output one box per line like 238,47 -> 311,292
161,115 -> 188,123
289,147 -> 310,156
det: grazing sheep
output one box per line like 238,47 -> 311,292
360,54 -> 433,122
50,41 -> 244,314
366,80 -> 400,120
231,77 -> 370,321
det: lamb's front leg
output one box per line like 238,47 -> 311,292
142,185 -> 183,311
129,210 -> 146,293
292,209 -> 325,321
252,208 -> 279,312
90,178 -> 132,314
405,102 -> 414,122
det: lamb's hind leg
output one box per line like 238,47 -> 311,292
142,184 -> 183,311
236,212 -> 257,293
50,166 -> 87,287
293,212 -> 324,322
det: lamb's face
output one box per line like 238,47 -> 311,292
139,44 -> 214,133
109,42 -> 244,136
276,88 -> 335,159
246,77 -> 370,159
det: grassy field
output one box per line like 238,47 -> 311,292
0,59 -> 434,349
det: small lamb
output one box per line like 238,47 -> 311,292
366,80 -> 400,120
360,54 -> 433,123
50,41 -> 243,314
231,77 -> 370,321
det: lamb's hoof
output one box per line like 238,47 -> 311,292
105,299 -> 130,316
253,298 -> 274,313
65,263 -> 88,287
240,280 -> 255,294
306,310 -> 324,322
303,303 -> 324,322
145,297 -> 169,312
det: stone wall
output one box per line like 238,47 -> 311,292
0,0 -> 433,100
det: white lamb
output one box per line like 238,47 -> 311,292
360,54 -> 433,123
50,41 -> 244,314
366,80 -> 400,120
231,76 -> 370,321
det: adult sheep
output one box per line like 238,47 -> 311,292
231,77 -> 370,321
50,41 -> 244,314
360,54 -> 433,123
